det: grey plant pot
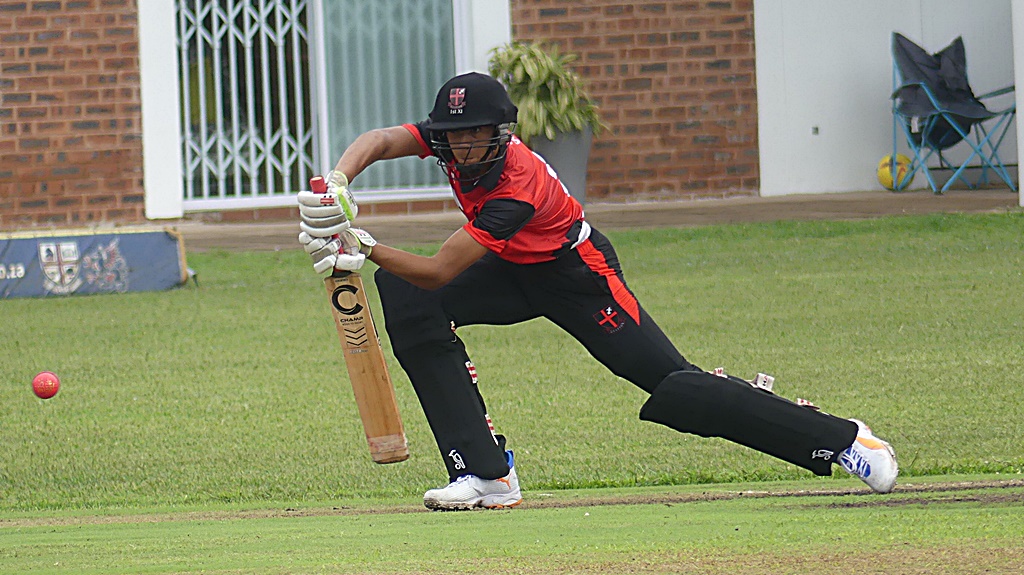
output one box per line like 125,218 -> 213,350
527,125 -> 594,205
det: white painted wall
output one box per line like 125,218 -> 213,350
454,0 -> 512,75
756,0 -> 1017,196
1014,0 -> 1024,206
138,0 -> 185,219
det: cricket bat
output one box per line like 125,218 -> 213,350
311,176 -> 409,464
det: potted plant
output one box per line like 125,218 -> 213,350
488,42 -> 606,204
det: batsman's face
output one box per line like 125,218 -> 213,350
445,126 -> 496,165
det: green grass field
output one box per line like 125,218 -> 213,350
2,212 -> 1023,574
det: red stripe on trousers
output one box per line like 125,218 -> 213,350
576,239 -> 640,325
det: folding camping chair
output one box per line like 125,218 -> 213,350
890,32 -> 1017,193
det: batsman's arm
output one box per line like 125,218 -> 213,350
331,126 -> 423,185
368,229 -> 487,291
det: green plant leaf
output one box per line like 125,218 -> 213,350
488,41 -> 604,144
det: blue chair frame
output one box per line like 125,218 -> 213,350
890,33 -> 1016,193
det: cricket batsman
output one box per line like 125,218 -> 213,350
298,72 -> 898,510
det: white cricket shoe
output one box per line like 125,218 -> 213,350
839,419 -> 898,493
424,450 -> 522,511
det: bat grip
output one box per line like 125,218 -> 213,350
310,175 -> 329,195
310,175 -> 353,279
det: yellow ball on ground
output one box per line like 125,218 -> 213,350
877,154 -> 912,190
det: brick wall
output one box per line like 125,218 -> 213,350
0,1 -> 758,230
0,0 -> 143,230
510,0 -> 758,202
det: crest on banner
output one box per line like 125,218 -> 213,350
39,241 -> 83,294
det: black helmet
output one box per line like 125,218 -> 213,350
424,72 -> 518,130
424,73 -> 518,187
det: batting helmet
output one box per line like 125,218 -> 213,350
424,72 -> 518,131
424,73 -> 518,187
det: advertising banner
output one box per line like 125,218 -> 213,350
0,228 -> 189,299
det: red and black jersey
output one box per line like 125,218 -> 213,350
403,122 -> 586,264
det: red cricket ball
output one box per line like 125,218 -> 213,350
32,371 -> 60,399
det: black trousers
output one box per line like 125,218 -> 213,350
375,229 -> 694,480
375,228 -> 857,482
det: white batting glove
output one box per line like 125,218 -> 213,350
340,228 -> 376,257
299,228 -> 376,276
331,228 -> 376,271
299,231 -> 344,276
297,170 -> 359,238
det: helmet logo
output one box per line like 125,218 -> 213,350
448,87 -> 466,114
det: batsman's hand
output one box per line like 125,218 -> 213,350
340,227 -> 376,257
299,228 -> 376,276
299,231 -> 343,276
297,170 -> 359,237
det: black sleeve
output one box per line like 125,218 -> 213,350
472,199 -> 535,241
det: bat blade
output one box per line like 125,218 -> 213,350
325,271 -> 409,464
308,174 -> 407,464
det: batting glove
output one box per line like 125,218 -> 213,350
297,170 -> 359,238
299,228 -> 376,276
340,227 -> 376,257
299,231 -> 344,276
330,228 -> 376,271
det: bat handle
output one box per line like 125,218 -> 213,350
309,176 -> 337,241
310,175 -> 328,194
310,175 -> 353,280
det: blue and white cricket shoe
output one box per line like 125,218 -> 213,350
424,450 -> 522,510
839,419 -> 898,493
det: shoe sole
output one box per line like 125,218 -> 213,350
424,497 -> 522,511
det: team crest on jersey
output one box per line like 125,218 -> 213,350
593,306 -> 624,334
449,87 -> 466,112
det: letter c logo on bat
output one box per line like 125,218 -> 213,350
331,284 -> 363,315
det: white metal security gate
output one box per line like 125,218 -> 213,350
175,0 -> 457,212
177,0 -> 315,210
